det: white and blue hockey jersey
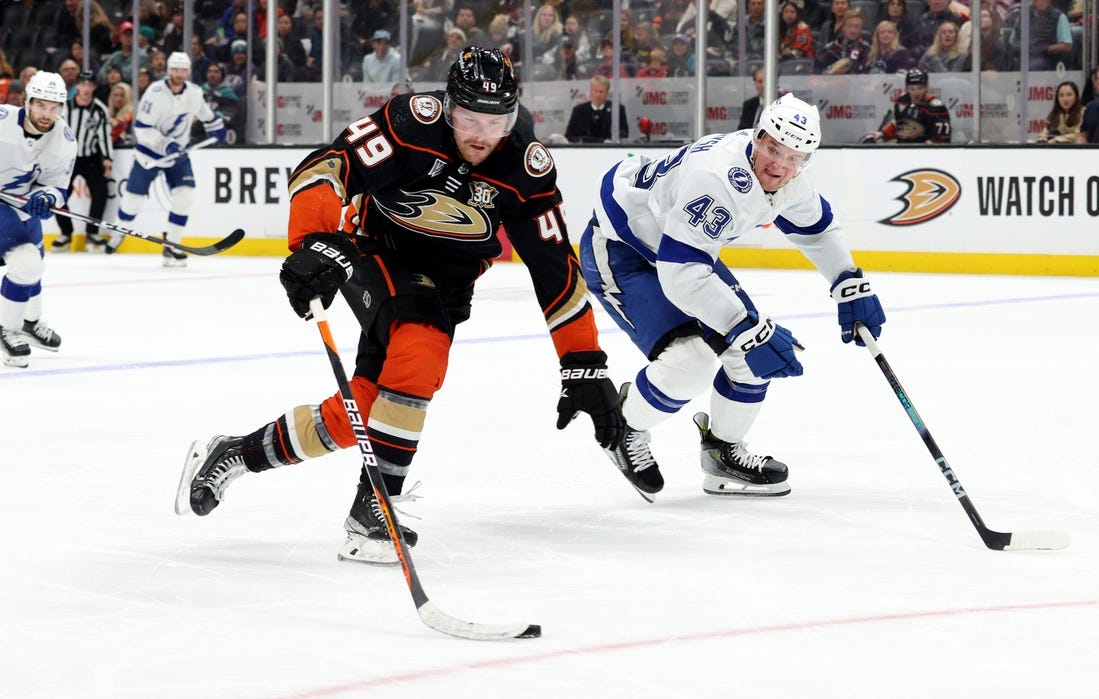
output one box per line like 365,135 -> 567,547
593,130 -> 855,334
132,79 -> 220,168
0,105 -> 77,221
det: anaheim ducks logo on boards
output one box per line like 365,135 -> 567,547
374,190 -> 492,240
880,168 -> 961,226
525,142 -> 553,177
410,95 -> 442,124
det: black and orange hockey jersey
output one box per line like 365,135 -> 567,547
882,92 -> 952,144
286,91 -> 601,359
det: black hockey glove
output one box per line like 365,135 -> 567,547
279,233 -> 360,318
555,350 -> 624,450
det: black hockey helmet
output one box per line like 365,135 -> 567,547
444,47 -> 519,135
905,68 -> 929,86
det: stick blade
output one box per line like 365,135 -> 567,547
211,228 -> 245,253
1003,530 -> 1071,551
417,601 -> 541,640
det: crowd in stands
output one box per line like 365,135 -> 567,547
0,0 -> 1094,145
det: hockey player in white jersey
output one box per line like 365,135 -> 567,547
0,71 -> 77,368
579,93 -> 886,500
105,51 -> 226,267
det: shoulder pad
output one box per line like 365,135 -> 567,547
929,98 -> 945,107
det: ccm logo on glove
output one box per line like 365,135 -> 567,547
732,315 -> 775,352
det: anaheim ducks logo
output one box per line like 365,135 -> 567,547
525,142 -> 553,177
374,190 -> 492,240
880,168 -> 961,226
410,95 -> 442,124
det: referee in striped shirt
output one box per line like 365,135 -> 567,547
53,70 -> 114,252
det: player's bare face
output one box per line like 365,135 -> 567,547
907,84 -> 928,102
449,106 -> 509,165
752,133 -> 807,190
26,98 -> 63,132
167,67 -> 188,92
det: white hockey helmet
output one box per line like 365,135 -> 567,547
756,93 -> 821,157
25,71 -> 68,104
167,51 -> 192,71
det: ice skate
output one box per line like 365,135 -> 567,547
103,234 -> 123,254
176,435 -> 248,515
162,245 -> 188,268
85,234 -> 108,252
693,413 -> 791,496
22,319 -> 61,351
338,484 -> 420,566
1,326 -> 30,368
51,234 -> 72,252
602,383 -> 664,502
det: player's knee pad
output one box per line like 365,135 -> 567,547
119,190 -> 145,219
320,377 -> 381,449
646,335 -> 716,399
169,186 -> 195,215
0,243 -> 44,286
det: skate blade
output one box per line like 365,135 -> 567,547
337,534 -> 399,566
174,440 -> 205,515
629,482 -> 657,503
703,475 -> 791,497
23,338 -> 60,352
2,354 -> 30,368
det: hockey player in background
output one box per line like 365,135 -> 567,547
104,51 -> 227,266
175,47 -> 623,564
0,71 -> 77,368
581,94 -> 886,501
864,68 -> 952,143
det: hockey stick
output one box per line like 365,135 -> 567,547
855,323 -> 1070,551
0,191 -> 244,256
148,136 -> 219,168
309,297 -> 542,640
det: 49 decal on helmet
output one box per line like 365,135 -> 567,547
879,169 -> 961,226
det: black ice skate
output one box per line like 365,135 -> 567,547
175,435 -> 248,515
693,413 -> 791,497
22,319 -> 61,351
338,483 -> 420,566
1,326 -> 31,368
86,234 -> 109,252
51,234 -> 72,251
162,245 -> 188,268
602,384 -> 664,502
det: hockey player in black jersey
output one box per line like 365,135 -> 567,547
866,68 -> 953,143
176,47 -> 624,565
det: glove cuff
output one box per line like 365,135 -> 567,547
560,350 -> 608,369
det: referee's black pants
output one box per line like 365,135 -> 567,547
58,156 -> 110,237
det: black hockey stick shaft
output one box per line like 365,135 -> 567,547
855,324 -> 1068,551
308,298 -> 540,640
0,191 -> 244,256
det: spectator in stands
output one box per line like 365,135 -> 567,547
1009,0 -> 1072,70
674,0 -> 738,48
5,81 -> 25,107
148,48 -> 167,80
202,61 -> 242,143
1035,80 -> 1082,143
66,39 -> 100,76
487,14 -> 513,51
778,1 -> 815,62
451,5 -> 485,46
108,81 -> 135,146
421,27 -> 464,81
189,35 -> 215,85
303,7 -> 324,81
617,8 -> 639,57
735,0 -> 768,62
656,0 -> 691,34
0,47 -> 13,80
136,66 -> 153,98
225,39 -> 253,98
667,33 -> 696,76
362,30 -> 402,87
137,25 -> 158,52
632,21 -> 661,68
353,0 -> 399,57
738,66 -> 765,130
882,0 -> 921,58
816,8 -> 870,73
97,22 -> 149,84
548,37 -> 583,80
94,64 -> 122,103
59,59 -> 81,99
865,68 -> 952,143
138,0 -> 168,36
1076,66 -> 1099,142
920,20 -> 967,72
636,43 -> 670,77
72,1 -> 115,62
591,38 -> 632,78
867,20 -> 916,73
962,3 -> 1011,71
276,12 -> 308,78
565,74 -> 629,143
56,0 -> 82,54
20,66 -> 39,87
915,0 -> 966,60
819,0 -> 851,46
531,3 -> 565,65
560,14 -> 591,63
